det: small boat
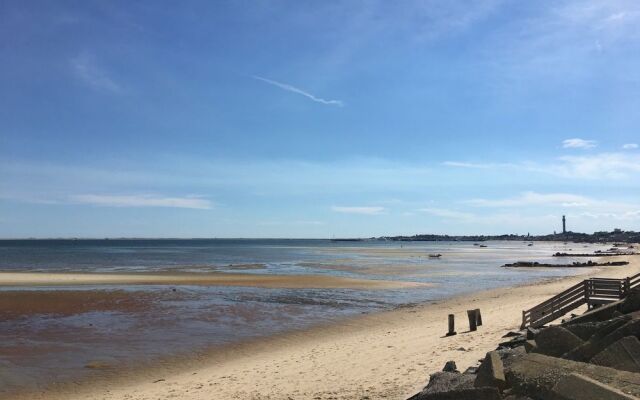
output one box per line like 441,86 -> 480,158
528,243 -> 533,246
428,253 -> 442,258
479,245 -> 488,248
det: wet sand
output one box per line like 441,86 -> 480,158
0,290 -> 159,320
7,254 -> 637,400
0,271 -> 428,289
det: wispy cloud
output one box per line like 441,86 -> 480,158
70,53 -> 122,93
550,153 -> 640,179
465,192 -> 591,208
562,138 -> 597,149
623,143 -> 639,149
331,206 -> 384,215
419,207 -> 473,219
253,76 -> 343,106
70,194 -> 212,209
444,152 -> 640,180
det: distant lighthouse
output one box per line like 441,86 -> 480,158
562,215 -> 566,234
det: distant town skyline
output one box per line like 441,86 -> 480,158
1,1 -> 640,238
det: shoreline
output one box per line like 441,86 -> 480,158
6,254 -> 637,400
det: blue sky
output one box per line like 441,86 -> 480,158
1,0 -> 640,238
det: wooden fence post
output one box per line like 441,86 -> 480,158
474,308 -> 483,326
583,280 -> 590,310
625,277 -> 631,298
467,309 -> 477,332
446,314 -> 457,336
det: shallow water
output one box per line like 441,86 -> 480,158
0,239 -> 613,393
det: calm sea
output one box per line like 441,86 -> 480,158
0,239 -> 610,393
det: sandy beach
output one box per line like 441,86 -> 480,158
5,254 -> 636,400
0,271 -> 426,290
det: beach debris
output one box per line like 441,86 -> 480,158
446,314 -> 457,337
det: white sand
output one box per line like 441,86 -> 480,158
10,255 -> 639,400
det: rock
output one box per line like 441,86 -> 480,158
532,326 -> 583,357
419,371 -> 475,394
591,336 -> 640,373
442,361 -> 458,372
463,366 -> 478,374
475,351 -> 506,390
499,335 -> 527,349
525,327 -> 539,340
565,321 -> 604,341
503,331 -> 521,338
620,288 -> 640,314
524,340 -> 537,353
412,387 -> 502,400
562,300 -> 621,325
551,372 -> 636,400
505,352 -> 640,398
565,318 -> 640,362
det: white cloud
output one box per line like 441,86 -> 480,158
562,138 -> 597,149
623,143 -> 639,149
331,206 -> 384,215
419,207 -> 474,219
465,192 -> 592,208
253,76 -> 343,106
550,153 -> 640,179
70,194 -> 212,209
70,53 -> 122,93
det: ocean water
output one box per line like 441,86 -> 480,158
0,239 -> 612,393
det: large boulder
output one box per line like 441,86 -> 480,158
551,372 -> 636,400
591,336 -> 640,373
411,387 -> 501,400
505,353 -> 640,398
475,351 -> 506,391
565,318 -> 640,362
565,316 -> 631,342
532,326 -> 583,357
620,288 -> 640,314
421,372 -> 475,394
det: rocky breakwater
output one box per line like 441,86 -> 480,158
407,289 -> 640,399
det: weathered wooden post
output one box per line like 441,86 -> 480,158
467,309 -> 477,331
446,314 -> 457,336
474,308 -> 483,326
625,277 -> 631,298
583,279 -> 590,310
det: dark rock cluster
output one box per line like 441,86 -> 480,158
407,289 -> 640,399
501,261 -> 629,268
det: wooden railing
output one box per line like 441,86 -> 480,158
521,272 -> 640,329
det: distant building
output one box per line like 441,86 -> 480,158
562,215 -> 566,234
